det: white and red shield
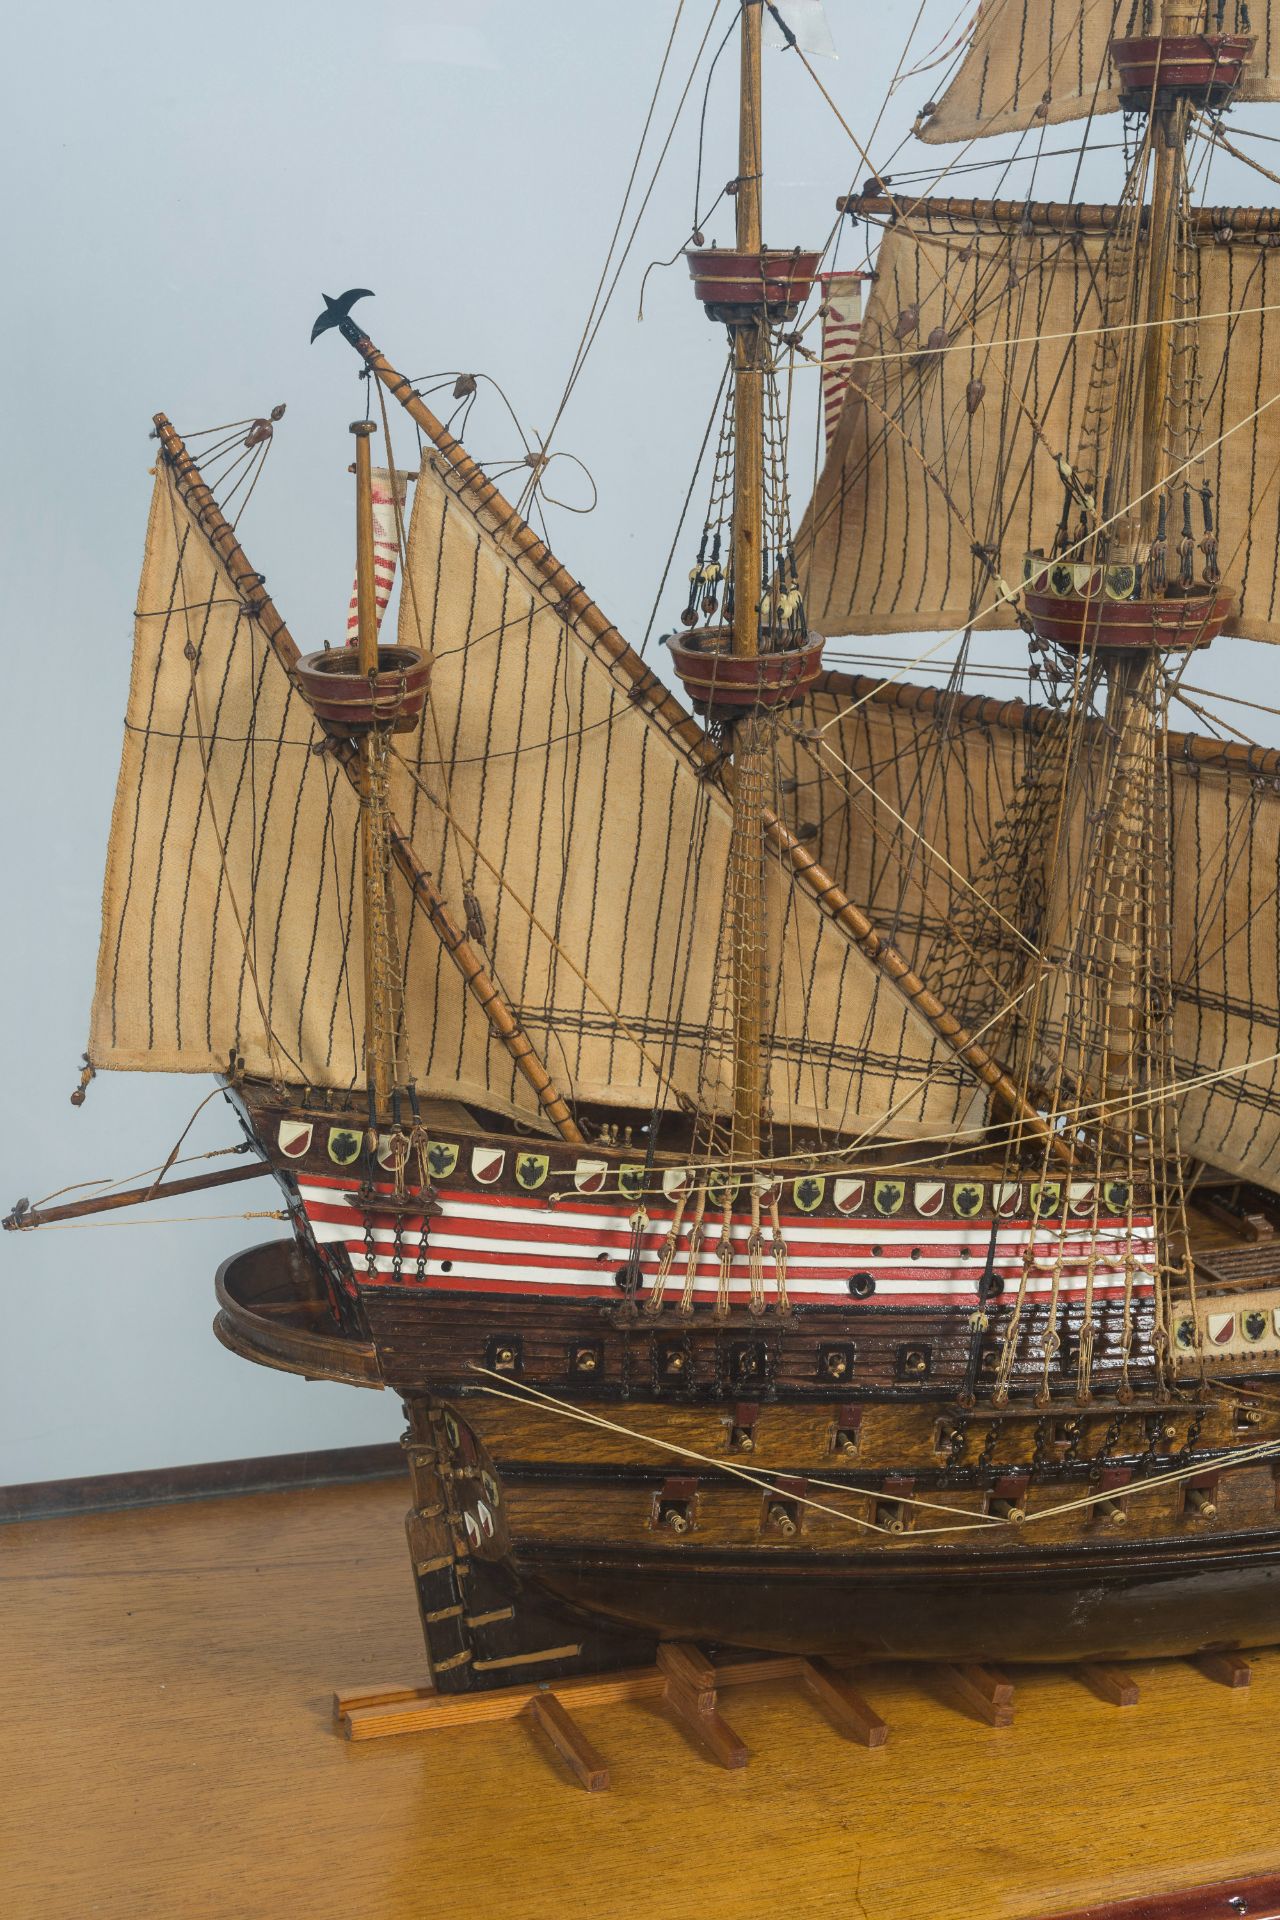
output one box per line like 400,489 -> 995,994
995,1183 -> 1022,1217
913,1181 -> 945,1218
463,1511 -> 481,1550
470,1147 -> 506,1186
755,1177 -> 782,1208
1068,1182 -> 1097,1216
574,1157 -> 609,1195
476,1500 -> 495,1539
833,1177 -> 865,1215
1207,1313 -> 1236,1347
376,1133 -> 407,1172
662,1166 -> 692,1200
277,1120 -> 313,1160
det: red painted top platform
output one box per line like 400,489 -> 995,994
294,644 -> 431,735
1110,32 -> 1253,106
685,248 -> 820,323
666,630 -> 825,712
1023,583 -> 1231,654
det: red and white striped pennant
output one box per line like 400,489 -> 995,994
818,270 -> 868,451
346,466 -> 412,641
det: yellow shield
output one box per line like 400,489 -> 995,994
515,1152 -> 549,1191
425,1140 -> 459,1179
953,1181 -> 984,1218
326,1126 -> 363,1167
792,1174 -> 826,1214
873,1179 -> 905,1216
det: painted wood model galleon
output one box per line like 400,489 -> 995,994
14,0 -> 1280,1693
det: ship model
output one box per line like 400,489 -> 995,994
15,0 -> 1280,1692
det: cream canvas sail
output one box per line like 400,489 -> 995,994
89,466 -> 366,1086
387,436 -> 986,1138
786,676 -> 1280,1190
90,440 -> 989,1143
801,202 -> 1280,644
917,0 -> 1280,147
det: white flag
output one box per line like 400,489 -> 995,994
763,1 -> 837,58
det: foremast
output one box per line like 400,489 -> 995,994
1063,3 -> 1230,1120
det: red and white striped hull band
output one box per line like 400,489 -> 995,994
297,1176 -> 1158,1308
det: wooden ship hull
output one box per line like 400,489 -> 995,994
208,1091 -> 1280,1690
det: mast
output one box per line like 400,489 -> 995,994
1097,1 -> 1200,1123
317,335 -> 1067,1160
731,2 -> 765,644
728,0 -> 767,1160
1137,1 -> 1195,540
350,419 -> 400,1118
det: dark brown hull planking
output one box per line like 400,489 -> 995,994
218,1239 -> 1280,1690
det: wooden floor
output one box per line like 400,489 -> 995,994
4,1477 -> 1280,1920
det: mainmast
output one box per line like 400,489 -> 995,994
668,0 -> 826,1163
1137,1 -> 1197,538
1091,3 -> 1221,1129
728,0 -> 767,1160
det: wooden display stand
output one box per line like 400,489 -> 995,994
335,1643 -> 1255,1793
335,1643 -> 889,1790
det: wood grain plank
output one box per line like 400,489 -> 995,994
529,1691 -> 610,1792
1076,1664 -> 1141,1708
801,1658 -> 890,1746
1192,1651 -> 1253,1689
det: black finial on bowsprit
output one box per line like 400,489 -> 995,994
310,289 -> 375,346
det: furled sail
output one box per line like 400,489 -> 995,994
801,199 -> 1280,642
786,675 -> 1280,1191
91,435 -> 988,1142
917,1 -> 1280,146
